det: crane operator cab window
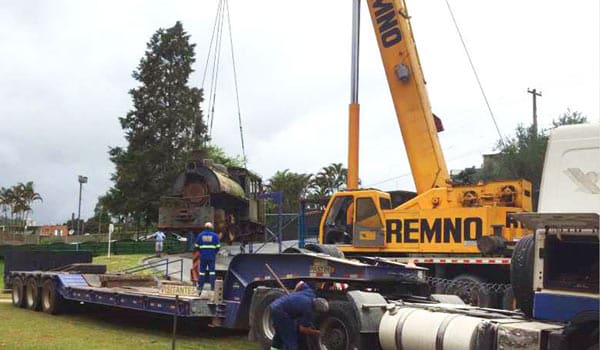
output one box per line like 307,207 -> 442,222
323,195 -> 354,244
353,198 -> 385,247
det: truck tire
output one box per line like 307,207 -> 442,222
41,278 -> 63,315
510,234 -> 535,317
11,276 -> 25,308
25,277 -> 41,311
304,243 -> 345,259
250,288 -> 286,350
444,274 -> 493,307
317,301 -> 359,350
501,287 -> 516,310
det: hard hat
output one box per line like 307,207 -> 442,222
313,298 -> 329,313
204,222 -> 214,229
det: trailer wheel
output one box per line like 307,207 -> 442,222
444,274 -> 493,307
510,234 -> 534,317
11,277 -> 25,308
317,301 -> 359,350
250,288 -> 286,349
41,278 -> 63,315
25,278 -> 41,311
304,243 -> 345,259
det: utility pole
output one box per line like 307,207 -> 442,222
527,88 -> 542,134
77,175 -> 88,235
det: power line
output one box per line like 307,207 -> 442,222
444,0 -> 505,146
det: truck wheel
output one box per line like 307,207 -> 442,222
510,234 -> 534,317
304,244 -> 345,259
317,301 -> 359,350
250,288 -> 286,349
501,287 -> 516,310
444,274 -> 493,307
25,278 -> 41,311
41,279 -> 63,315
11,277 -> 25,308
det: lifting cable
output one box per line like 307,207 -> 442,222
443,0 -> 505,146
200,0 -> 248,166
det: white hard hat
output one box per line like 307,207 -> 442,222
204,222 -> 214,229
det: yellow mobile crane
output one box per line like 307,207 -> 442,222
318,0 -> 532,306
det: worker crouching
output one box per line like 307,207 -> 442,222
269,281 -> 329,350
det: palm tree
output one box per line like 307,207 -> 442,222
310,163 -> 348,198
19,181 -> 43,230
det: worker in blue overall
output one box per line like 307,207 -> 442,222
195,222 -> 220,292
269,281 -> 329,350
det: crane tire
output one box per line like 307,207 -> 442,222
11,276 -> 25,308
25,277 -> 41,311
317,301 -> 359,350
510,234 -> 535,317
304,243 -> 345,259
501,287 -> 516,310
249,288 -> 286,350
444,274 -> 493,307
41,278 -> 63,315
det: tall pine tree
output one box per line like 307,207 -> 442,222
104,22 -> 207,225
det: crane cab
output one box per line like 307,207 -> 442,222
320,189 -> 392,249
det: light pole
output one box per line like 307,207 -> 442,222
77,175 -> 88,235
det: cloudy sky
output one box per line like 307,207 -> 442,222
0,0 -> 598,224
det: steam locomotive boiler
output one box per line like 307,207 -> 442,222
158,154 -> 265,244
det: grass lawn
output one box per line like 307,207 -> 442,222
0,259 -> 4,291
0,303 -> 259,349
92,254 -> 150,272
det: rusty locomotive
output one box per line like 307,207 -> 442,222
158,153 -> 265,244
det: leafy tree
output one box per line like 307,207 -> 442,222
552,109 -> 588,128
453,109 -> 588,210
268,170 -> 312,212
309,163 -> 347,199
104,22 -> 207,226
205,144 -> 245,168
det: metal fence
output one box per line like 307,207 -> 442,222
0,239 -> 187,259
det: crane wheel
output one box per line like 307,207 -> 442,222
41,278 -> 63,315
11,277 -> 25,308
25,277 -> 41,311
317,301 -> 359,350
444,274 -> 493,307
510,234 -> 535,317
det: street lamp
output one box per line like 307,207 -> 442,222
77,175 -> 88,235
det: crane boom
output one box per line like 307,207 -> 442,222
366,0 -> 449,193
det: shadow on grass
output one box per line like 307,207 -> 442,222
64,302 -> 248,340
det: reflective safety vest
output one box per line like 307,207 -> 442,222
194,230 -> 220,260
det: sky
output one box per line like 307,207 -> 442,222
0,0 -> 598,225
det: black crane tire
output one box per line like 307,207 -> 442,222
41,278 -> 63,315
510,234 -> 535,317
11,277 -> 25,308
444,274 -> 493,307
25,277 -> 41,311
304,244 -> 345,259
250,288 -> 286,350
501,287 -> 517,310
317,301 -> 360,350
